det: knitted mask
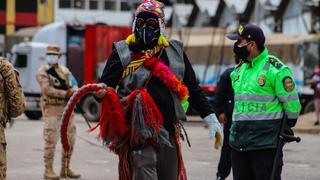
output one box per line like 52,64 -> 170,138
134,12 -> 161,47
129,1 -> 165,46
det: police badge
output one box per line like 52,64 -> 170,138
283,77 -> 295,92
258,75 -> 266,86
235,75 -> 240,82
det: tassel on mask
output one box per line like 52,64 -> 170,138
126,33 -> 169,48
125,33 -> 136,45
158,34 -> 169,47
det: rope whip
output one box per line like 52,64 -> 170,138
60,83 -> 107,153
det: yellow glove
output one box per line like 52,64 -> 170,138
214,132 -> 223,149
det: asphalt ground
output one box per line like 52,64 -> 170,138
5,115 -> 320,180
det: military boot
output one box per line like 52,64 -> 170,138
44,159 -> 60,180
60,153 -> 81,179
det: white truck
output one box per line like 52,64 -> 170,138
10,42 -> 49,120
10,22 -> 131,121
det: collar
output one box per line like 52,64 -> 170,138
249,48 -> 268,67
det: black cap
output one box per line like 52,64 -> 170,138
226,24 -> 265,47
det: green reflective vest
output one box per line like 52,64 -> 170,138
230,48 -> 301,152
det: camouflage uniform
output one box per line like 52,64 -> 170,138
0,57 -> 26,180
36,45 -> 80,179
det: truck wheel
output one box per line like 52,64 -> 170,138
303,100 -> 315,114
25,111 -> 42,120
80,95 -> 100,122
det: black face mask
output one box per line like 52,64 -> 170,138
134,19 -> 160,48
233,42 -> 250,60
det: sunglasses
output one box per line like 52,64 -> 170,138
135,18 -> 159,28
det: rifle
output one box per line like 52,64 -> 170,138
270,115 -> 301,180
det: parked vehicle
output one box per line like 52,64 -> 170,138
10,24 -> 320,120
10,22 -> 131,121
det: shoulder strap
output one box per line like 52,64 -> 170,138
166,40 -> 185,79
114,40 -> 131,69
46,66 -> 69,90
268,57 -> 283,69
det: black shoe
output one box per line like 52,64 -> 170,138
315,121 -> 319,126
216,177 -> 225,180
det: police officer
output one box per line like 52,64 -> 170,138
0,57 -> 26,180
36,45 -> 80,179
226,24 -> 301,180
214,57 -> 241,180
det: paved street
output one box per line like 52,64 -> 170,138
5,115 -> 320,180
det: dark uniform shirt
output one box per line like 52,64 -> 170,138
214,67 -> 234,128
99,47 -> 214,133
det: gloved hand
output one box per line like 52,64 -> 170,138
204,113 -> 224,149
65,90 -> 75,101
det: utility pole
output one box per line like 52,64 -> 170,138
253,0 -> 260,25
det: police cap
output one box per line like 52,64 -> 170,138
227,24 -> 265,48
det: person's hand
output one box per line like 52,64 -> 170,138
65,90 -> 75,101
218,113 -> 227,124
94,89 -> 107,99
204,113 -> 224,149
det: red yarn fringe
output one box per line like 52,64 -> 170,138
118,144 -> 131,180
126,89 -> 164,133
87,88 -> 128,142
175,127 -> 188,180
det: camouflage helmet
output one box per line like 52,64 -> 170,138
46,44 -> 61,57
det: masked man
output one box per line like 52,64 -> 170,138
0,57 -> 25,180
36,44 -> 80,180
227,24 -> 301,180
94,0 -> 223,179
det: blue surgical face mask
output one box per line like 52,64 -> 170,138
46,55 -> 59,65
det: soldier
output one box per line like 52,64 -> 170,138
227,24 -> 301,180
36,44 -> 80,179
0,57 -> 26,180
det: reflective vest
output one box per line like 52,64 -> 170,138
230,48 -> 301,151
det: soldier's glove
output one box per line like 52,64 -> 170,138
65,90 -> 74,101
204,113 -> 224,149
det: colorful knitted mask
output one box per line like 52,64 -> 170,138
127,0 -> 168,47
134,0 -> 165,34
134,12 -> 161,47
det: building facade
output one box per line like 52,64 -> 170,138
0,0 -> 54,35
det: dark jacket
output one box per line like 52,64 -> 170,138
214,67 -> 234,126
99,45 -> 214,134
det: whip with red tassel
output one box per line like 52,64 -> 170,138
60,83 -> 107,153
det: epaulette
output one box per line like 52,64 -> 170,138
268,57 -> 283,69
